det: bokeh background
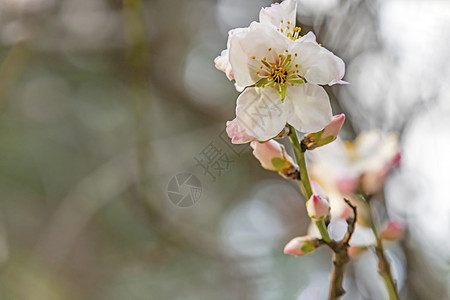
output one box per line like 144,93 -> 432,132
0,0 -> 449,299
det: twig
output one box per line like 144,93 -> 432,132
328,241 -> 350,299
363,194 -> 400,300
287,128 -> 357,299
327,198 -> 357,300
343,198 -> 357,245
375,246 -> 399,300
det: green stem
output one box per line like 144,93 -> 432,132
315,220 -> 331,243
288,125 -> 331,243
288,125 -> 312,198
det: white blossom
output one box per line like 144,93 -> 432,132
217,0 -> 346,142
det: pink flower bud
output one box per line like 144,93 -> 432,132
302,114 -> 345,150
283,236 -> 317,257
379,220 -> 404,241
321,113 -> 345,142
250,140 -> 294,171
306,194 -> 330,220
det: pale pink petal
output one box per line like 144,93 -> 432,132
215,27 -> 247,81
214,49 -> 234,80
235,87 -> 288,141
226,118 -> 257,144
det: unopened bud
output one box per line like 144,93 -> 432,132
302,114 -> 345,150
306,194 -> 330,220
250,140 -> 296,172
283,236 -> 320,257
379,220 -> 404,241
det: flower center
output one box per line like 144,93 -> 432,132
252,52 -> 304,101
272,67 -> 288,83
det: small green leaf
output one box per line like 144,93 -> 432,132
310,130 -> 323,140
271,157 -> 290,171
300,243 -> 315,253
317,135 -> 334,146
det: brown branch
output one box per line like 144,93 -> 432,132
343,198 -> 357,245
327,199 -> 357,300
328,241 -> 350,299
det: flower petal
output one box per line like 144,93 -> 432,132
299,31 -> 317,43
229,22 -> 290,88
214,49 -> 234,80
290,37 -> 345,85
284,84 -> 332,133
226,118 -> 257,144
235,87 -> 287,141
259,0 -> 297,29
215,27 -> 247,81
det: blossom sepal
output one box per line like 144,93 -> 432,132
283,236 -> 322,257
302,114 -> 345,150
278,165 -> 300,180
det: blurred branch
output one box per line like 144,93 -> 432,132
364,194 -> 400,300
0,41 -> 31,111
123,0 -> 152,194
34,150 -> 137,266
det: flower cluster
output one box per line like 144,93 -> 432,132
216,0 -> 346,144
215,1 -> 403,297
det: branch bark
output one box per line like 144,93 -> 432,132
327,199 -> 357,300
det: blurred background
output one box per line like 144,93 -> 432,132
0,0 -> 449,299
